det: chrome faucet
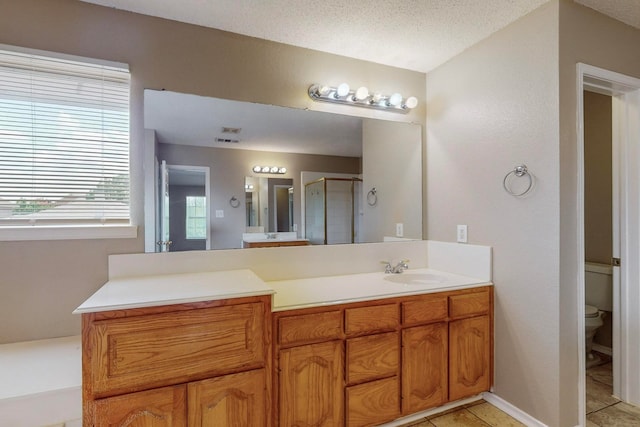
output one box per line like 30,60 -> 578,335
382,259 -> 410,274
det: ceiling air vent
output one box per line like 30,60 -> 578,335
221,127 -> 241,134
215,137 -> 240,144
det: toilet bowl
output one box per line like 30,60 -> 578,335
585,304 -> 604,362
584,262 -> 612,365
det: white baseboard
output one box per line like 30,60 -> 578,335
592,343 -> 613,356
482,392 -> 549,427
380,394 -> 484,426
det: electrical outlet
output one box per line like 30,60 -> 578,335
215,210 -> 224,218
457,225 -> 468,243
396,223 -> 404,237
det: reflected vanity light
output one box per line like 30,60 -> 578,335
308,83 -> 418,114
252,165 -> 287,174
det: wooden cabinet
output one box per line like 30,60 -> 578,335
188,369 -> 266,427
243,240 -> 310,248
448,289 -> 492,401
83,283 -> 491,427
93,385 -> 187,427
82,296 -> 271,427
344,305 -> 400,427
278,340 -> 343,427
273,286 -> 492,426
346,377 -> 399,427
402,322 -> 448,413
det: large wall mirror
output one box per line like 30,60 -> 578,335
143,90 -> 422,252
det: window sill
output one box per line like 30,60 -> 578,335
0,225 -> 138,241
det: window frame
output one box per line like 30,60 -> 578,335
0,44 -> 137,241
185,195 -> 207,240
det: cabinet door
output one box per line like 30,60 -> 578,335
449,315 -> 491,401
188,369 -> 265,427
93,385 -> 186,427
402,323 -> 447,413
279,340 -> 344,426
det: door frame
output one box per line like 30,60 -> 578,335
577,63 -> 640,423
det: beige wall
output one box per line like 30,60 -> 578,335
158,143 -> 360,249
426,2 -> 561,425
362,119 -> 422,242
0,0 -> 425,343
583,91 -> 612,265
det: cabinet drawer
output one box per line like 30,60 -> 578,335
346,332 -> 399,385
346,376 -> 400,427
345,303 -> 398,335
278,310 -> 342,346
402,294 -> 448,326
449,290 -> 490,319
89,302 -> 265,397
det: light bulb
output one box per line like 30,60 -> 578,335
336,83 -> 350,97
279,167 -> 287,174
317,85 -> 331,96
404,96 -> 418,109
270,166 -> 279,173
355,86 -> 369,101
253,165 -> 261,173
261,166 -> 270,173
388,93 -> 403,107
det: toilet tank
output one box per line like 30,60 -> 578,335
585,261 -> 613,312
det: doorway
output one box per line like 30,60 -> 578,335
156,162 -> 211,252
577,63 -> 640,424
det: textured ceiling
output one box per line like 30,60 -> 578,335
80,0 -> 555,73
575,0 -> 640,30
80,0 -> 640,73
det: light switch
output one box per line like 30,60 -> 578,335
396,223 -> 403,237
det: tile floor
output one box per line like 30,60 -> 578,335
586,356 -> 640,426
396,354 -> 640,427
398,400 -> 525,427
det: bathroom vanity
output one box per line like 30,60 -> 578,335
75,241 -> 493,426
75,242 -> 493,427
271,284 -> 492,426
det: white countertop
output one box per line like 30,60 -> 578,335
269,268 -> 491,312
73,269 -> 274,314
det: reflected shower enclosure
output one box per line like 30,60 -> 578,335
305,177 -> 362,245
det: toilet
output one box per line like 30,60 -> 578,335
584,262 -> 613,365
585,304 -> 604,360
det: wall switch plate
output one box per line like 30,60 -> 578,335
293,224 -> 298,232
457,225 -> 468,243
396,223 -> 404,237
215,210 -> 224,218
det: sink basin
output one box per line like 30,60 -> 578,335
384,273 -> 448,285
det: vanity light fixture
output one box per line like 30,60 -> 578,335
308,83 -> 418,114
252,165 -> 287,174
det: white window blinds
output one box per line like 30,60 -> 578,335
0,48 -> 130,226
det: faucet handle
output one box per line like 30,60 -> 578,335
380,260 -> 393,273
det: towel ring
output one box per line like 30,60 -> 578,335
229,196 -> 240,208
367,187 -> 378,206
503,164 -> 533,197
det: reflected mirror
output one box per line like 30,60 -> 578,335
244,176 -> 293,233
144,90 -> 422,252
